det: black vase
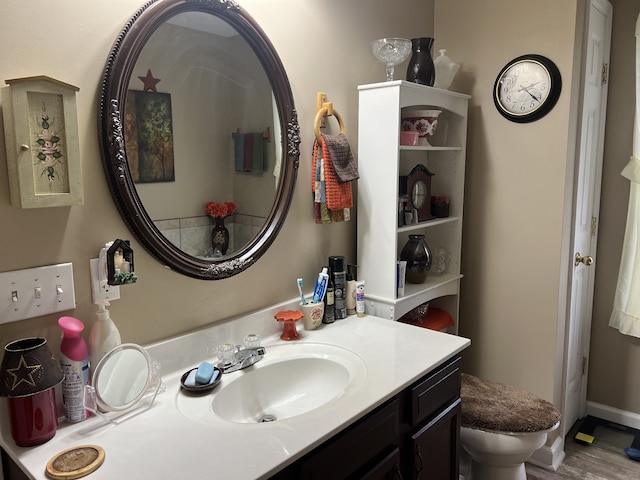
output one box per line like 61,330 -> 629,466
400,234 -> 432,284
406,37 -> 435,86
211,216 -> 230,256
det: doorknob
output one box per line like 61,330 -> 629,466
575,252 -> 594,266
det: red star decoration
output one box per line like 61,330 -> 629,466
138,69 -> 161,92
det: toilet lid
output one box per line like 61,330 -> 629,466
461,373 -> 561,433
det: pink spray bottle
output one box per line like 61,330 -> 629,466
58,316 -> 90,422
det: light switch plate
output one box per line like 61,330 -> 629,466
0,263 -> 76,324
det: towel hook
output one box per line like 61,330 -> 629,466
314,92 -> 346,142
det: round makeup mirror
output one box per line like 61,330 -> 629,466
92,344 -> 152,412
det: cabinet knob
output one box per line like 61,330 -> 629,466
20,144 -> 30,151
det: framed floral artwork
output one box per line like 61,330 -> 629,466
2,76 -> 83,208
125,90 -> 175,183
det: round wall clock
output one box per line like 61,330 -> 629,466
493,54 -> 561,123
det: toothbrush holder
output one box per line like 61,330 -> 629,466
300,301 -> 324,330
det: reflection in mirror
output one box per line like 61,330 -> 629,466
128,12 -> 279,259
93,344 -> 151,412
99,0 -> 300,280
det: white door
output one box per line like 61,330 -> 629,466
563,0 -> 612,438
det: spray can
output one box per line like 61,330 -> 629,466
58,316 -> 90,422
329,256 -> 347,319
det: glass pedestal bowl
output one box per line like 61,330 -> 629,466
370,38 -> 412,81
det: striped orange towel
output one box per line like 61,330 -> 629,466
316,138 -> 352,210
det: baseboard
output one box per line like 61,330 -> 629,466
527,433 -> 565,471
586,401 -> 640,430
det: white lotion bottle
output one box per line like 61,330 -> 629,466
89,302 -> 121,374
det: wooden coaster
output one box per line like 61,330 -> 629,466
45,445 -> 105,479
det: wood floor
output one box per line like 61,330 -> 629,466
525,428 -> 640,479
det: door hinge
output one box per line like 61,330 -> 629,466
582,356 -> 588,376
591,216 -> 597,237
602,63 -> 609,85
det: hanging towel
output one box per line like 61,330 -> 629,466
312,141 -> 351,223
321,133 -> 359,183
243,133 -> 254,172
319,138 -> 353,210
252,132 -> 265,171
233,133 -> 245,172
234,132 -> 266,173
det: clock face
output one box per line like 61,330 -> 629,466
494,55 -> 561,123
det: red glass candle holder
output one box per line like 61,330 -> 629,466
275,310 -> 304,341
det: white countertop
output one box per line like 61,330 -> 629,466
0,299 -> 469,479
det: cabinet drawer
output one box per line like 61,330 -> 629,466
300,397 -> 400,479
409,356 -> 461,426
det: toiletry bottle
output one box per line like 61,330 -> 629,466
329,256 -> 347,319
356,280 -> 366,317
323,269 -> 335,324
346,264 -> 357,315
58,316 -> 90,423
313,267 -> 329,303
89,301 -> 121,376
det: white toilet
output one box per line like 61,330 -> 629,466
460,373 -> 560,480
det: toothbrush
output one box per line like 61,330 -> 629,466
297,278 -> 307,305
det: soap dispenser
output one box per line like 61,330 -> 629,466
89,301 -> 121,375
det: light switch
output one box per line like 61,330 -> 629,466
0,263 -> 76,324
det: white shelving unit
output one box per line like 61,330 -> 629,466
357,81 -> 469,331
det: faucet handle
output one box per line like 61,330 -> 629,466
217,343 -> 236,365
244,333 -> 261,349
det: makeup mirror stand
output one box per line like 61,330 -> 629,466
82,360 -> 164,428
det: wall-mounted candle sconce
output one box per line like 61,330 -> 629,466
105,239 -> 137,286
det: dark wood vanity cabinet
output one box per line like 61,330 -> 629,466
401,355 -> 462,479
272,355 -> 461,480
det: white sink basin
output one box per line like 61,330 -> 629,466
176,342 -> 367,424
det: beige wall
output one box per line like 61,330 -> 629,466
0,1 -> 433,355
436,0 -> 640,417
435,0 -> 580,403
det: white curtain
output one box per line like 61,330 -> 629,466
609,13 -> 640,337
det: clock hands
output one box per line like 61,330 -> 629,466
518,83 -> 541,102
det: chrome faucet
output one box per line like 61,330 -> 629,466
217,345 -> 266,374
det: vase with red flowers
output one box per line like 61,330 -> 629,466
205,201 -> 236,256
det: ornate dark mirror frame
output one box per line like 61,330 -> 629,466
98,0 -> 300,280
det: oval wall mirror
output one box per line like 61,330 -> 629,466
93,343 -> 152,412
98,0 -> 300,280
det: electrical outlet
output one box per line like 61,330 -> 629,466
0,263 -> 76,324
90,258 -> 120,304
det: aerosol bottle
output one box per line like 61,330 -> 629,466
58,316 -> 90,422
